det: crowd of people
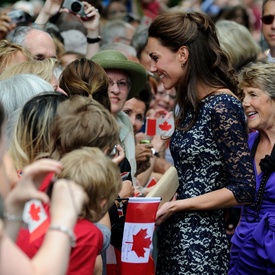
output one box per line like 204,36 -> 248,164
0,0 -> 274,274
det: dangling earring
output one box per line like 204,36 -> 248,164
181,63 -> 184,67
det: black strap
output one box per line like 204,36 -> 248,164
249,134 -> 275,208
251,134 -> 275,159
250,134 -> 260,159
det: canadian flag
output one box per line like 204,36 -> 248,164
22,199 -> 49,243
146,177 -> 157,188
38,172 -> 55,192
121,197 -> 161,275
145,117 -> 174,136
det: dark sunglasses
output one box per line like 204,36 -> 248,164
261,14 -> 275,25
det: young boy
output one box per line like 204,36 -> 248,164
17,147 -> 122,274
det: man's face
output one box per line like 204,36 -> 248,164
262,0 -> 275,52
24,29 -> 57,60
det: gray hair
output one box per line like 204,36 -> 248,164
238,62 -> 275,99
6,26 -> 33,46
6,108 -> 21,147
131,24 -> 148,59
101,19 -> 135,46
100,42 -> 137,58
6,25 -> 49,47
216,20 -> 261,71
0,73 -> 53,120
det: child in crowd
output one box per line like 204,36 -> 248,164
0,99 -> 88,275
16,147 -> 122,274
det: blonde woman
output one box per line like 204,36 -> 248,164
0,100 -> 88,275
216,20 -> 261,71
9,92 -> 68,172
0,58 -> 66,94
0,39 -> 33,74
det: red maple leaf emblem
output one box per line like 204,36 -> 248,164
127,228 -> 152,258
29,203 -> 41,221
158,121 -> 172,131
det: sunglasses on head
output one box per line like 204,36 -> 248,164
261,14 -> 275,25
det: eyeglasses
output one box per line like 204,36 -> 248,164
261,14 -> 275,25
108,79 -> 131,90
156,90 -> 176,100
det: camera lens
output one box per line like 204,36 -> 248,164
71,1 -> 81,12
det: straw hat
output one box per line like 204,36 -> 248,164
91,50 -> 147,99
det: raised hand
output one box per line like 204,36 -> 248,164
0,13 -> 15,39
80,2 -> 100,36
34,0 -> 64,28
111,144 -> 125,165
5,159 -> 63,213
50,179 -> 88,228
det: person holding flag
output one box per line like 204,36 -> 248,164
0,99 -> 88,275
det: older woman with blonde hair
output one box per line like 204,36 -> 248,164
0,58 -> 65,94
0,39 -> 33,74
216,20 -> 261,71
0,74 -> 53,121
229,62 -> 275,274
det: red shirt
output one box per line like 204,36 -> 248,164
16,205 -> 103,274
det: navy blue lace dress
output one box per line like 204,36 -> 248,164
156,94 -> 255,275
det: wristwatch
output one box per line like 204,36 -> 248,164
87,36 -> 101,44
151,148 -> 160,158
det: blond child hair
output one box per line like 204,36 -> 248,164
58,147 -> 122,222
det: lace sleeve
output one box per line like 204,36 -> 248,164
211,96 -> 255,203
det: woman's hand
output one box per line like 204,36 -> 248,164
146,109 -> 171,119
155,202 -> 173,225
135,143 -> 153,163
40,0 -> 64,17
80,2 -> 100,34
5,159 -> 63,214
118,180 -> 135,198
111,144 -> 125,165
34,0 -> 64,27
0,13 -> 15,39
155,194 -> 177,225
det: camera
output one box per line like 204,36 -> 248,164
7,9 -> 27,24
62,0 -> 86,17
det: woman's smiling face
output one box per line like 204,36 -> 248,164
106,69 -> 130,116
147,37 -> 185,90
242,86 -> 275,131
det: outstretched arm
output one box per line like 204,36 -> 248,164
156,187 -> 240,225
80,2 -> 101,59
4,159 -> 63,240
34,0 -> 64,29
0,178 -> 87,275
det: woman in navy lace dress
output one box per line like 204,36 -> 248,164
146,11 -> 256,274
